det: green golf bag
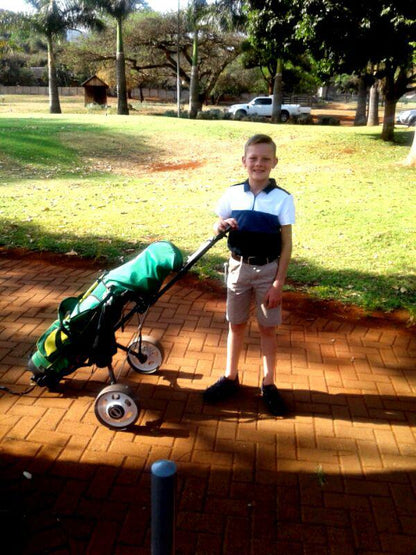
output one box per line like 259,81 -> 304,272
28,241 -> 183,387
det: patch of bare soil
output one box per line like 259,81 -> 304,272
140,160 -> 204,172
311,102 -> 378,125
179,273 -> 414,333
87,157 -> 204,176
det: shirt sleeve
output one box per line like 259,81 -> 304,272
278,194 -> 295,226
215,189 -> 232,219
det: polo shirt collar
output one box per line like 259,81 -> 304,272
243,178 -> 277,194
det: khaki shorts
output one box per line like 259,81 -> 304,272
226,256 -> 282,327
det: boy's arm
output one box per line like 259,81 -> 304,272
265,225 -> 292,308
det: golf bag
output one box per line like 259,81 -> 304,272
28,241 -> 183,387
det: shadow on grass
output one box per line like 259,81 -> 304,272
1,218 -> 415,315
0,116 -> 158,177
288,257 -> 415,314
361,127 -> 414,147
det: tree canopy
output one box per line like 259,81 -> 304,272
67,9 -> 242,104
295,0 -> 416,139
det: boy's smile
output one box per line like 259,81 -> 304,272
242,143 -> 278,192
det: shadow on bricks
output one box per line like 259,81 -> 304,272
1,252 -> 416,554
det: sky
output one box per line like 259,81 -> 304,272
0,0 -> 185,14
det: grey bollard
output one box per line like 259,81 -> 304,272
151,459 -> 177,555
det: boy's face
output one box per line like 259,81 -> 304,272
242,143 -> 278,186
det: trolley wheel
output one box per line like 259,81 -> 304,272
127,335 -> 164,374
94,384 -> 140,429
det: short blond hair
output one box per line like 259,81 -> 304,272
244,134 -> 277,157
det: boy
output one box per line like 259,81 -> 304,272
203,134 -> 295,416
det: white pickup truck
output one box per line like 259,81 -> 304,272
228,96 -> 311,121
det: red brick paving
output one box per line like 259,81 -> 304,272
0,251 -> 415,554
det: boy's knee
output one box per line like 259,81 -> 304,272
229,322 -> 246,335
258,324 -> 276,338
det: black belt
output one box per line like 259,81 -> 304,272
231,252 -> 277,266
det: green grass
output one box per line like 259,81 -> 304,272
0,96 -> 415,319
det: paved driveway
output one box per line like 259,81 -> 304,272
0,251 -> 415,554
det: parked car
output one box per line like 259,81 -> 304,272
396,109 -> 416,127
227,96 -> 311,121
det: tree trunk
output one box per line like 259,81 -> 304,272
271,58 -> 283,124
403,130 -> 416,167
116,18 -> 129,115
189,28 -> 201,119
381,98 -> 396,141
47,35 -> 61,114
381,66 -> 397,141
367,81 -> 379,126
354,75 -> 367,126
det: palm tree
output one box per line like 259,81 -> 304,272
94,1 -> 139,115
28,0 -> 102,114
188,0 -> 245,119
188,0 -> 209,119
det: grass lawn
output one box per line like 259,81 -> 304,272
0,94 -> 415,318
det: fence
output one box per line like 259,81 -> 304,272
0,85 -> 187,101
0,86 -> 335,106
0,86 -> 84,96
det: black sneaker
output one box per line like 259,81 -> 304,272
261,383 -> 287,416
203,376 -> 239,403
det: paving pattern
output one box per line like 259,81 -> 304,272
0,250 -> 415,554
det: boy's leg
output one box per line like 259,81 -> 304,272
258,324 -> 277,386
225,322 -> 246,380
258,323 -> 287,416
203,259 -> 250,403
203,324 -> 242,400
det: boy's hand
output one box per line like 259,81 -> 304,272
264,283 -> 283,308
215,217 -> 238,234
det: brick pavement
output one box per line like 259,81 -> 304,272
0,250 -> 415,554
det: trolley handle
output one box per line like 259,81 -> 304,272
185,225 -> 230,266
151,225 -> 231,302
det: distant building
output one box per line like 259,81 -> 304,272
81,75 -> 109,106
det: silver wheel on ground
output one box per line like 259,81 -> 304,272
127,335 -> 164,374
94,384 -> 140,429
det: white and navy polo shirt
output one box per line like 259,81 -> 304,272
215,178 -> 295,259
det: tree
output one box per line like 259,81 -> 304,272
0,10 -> 37,85
93,1 -> 144,115
371,3 -> 416,141
27,1 -> 103,114
404,131 -> 416,167
188,0 -> 208,118
245,1 -> 305,123
210,58 -> 265,103
68,10 -> 242,106
367,69 -> 380,127
297,0 -> 416,140
187,0 -> 247,117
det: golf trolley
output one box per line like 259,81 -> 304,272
28,229 -> 229,430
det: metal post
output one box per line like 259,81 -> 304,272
151,459 -> 177,555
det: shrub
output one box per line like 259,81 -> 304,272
317,115 -> 340,126
196,109 -> 224,120
294,113 -> 314,125
86,102 -> 107,111
162,109 -> 189,118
